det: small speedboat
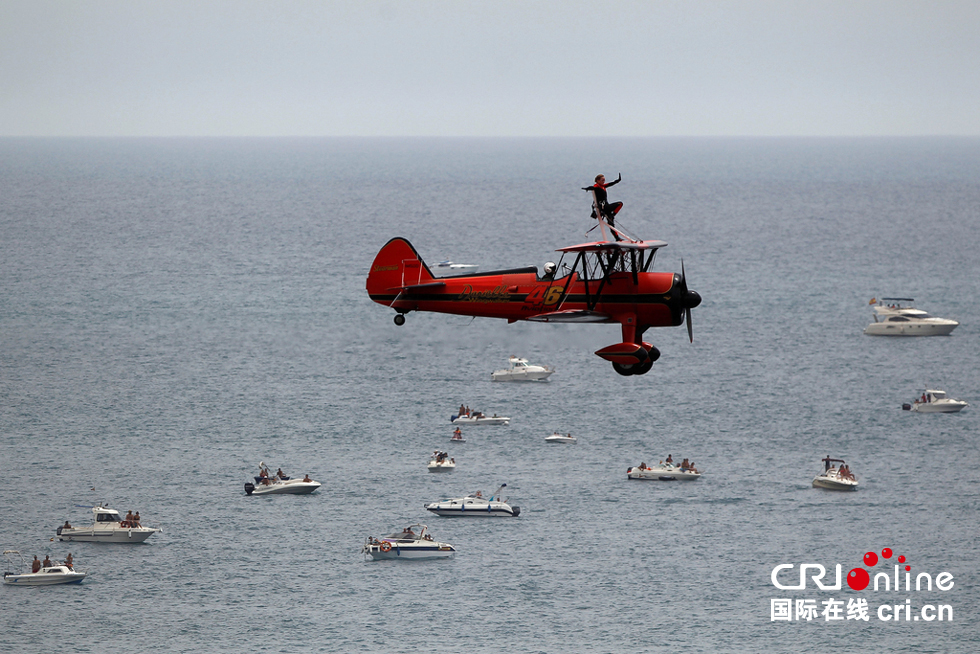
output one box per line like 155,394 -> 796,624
545,432 -> 577,444
864,297 -> 958,336
428,451 -> 455,472
812,457 -> 858,491
432,260 -> 479,274
450,429 -> 466,443
362,524 -> 456,560
627,462 -> 701,481
451,411 -> 510,426
424,484 -> 520,517
3,551 -> 86,586
56,505 -> 161,543
903,389 -> 968,413
245,462 -> 321,495
491,356 -> 554,382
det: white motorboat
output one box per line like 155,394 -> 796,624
361,524 -> 456,560
245,476 -> 321,495
3,551 -> 86,586
545,432 -> 577,444
903,389 -> 968,413
451,411 -> 510,426
432,260 -> 479,274
812,457 -> 858,491
864,297 -> 958,336
245,463 -> 321,495
424,484 -> 521,517
627,462 -> 701,481
491,356 -> 554,382
450,429 -> 466,443
56,505 -> 161,543
427,451 -> 456,472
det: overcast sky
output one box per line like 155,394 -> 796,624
1,0 -> 978,137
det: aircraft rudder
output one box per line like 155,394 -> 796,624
366,237 -> 433,298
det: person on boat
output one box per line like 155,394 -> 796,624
680,458 -> 690,470
401,526 -> 416,538
259,465 -> 269,479
639,462 -> 646,470
31,555 -> 41,573
276,467 -> 286,479
303,474 -> 312,482
124,510 -> 135,527
63,520 -> 72,530
133,512 -> 141,527
824,456 -> 832,471
459,404 -> 466,416
666,454 -> 673,465
42,555 -> 52,569
689,462 -> 698,474
64,553 -> 73,570
583,173 -> 623,241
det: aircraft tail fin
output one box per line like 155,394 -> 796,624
366,237 -> 435,303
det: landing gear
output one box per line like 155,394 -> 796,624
393,314 -> 406,326
611,345 -> 660,376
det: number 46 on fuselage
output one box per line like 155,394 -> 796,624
365,235 -> 701,376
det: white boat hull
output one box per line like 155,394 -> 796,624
812,474 -> 858,491
362,542 -> 456,560
911,400 -> 968,413
57,526 -> 160,543
427,462 -> 455,472
424,501 -> 520,517
864,322 -> 957,336
451,415 -> 510,426
545,435 -> 576,444
492,370 -> 554,382
3,567 -> 86,586
627,466 -> 701,481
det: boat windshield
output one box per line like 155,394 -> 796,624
96,512 -> 121,522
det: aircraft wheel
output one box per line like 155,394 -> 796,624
612,362 -> 636,376
633,359 -> 654,375
393,314 -> 406,326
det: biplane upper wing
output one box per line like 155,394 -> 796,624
556,239 -> 668,253
526,309 -> 615,323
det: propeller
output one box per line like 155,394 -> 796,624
679,260 -> 701,343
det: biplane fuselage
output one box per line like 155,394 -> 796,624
366,236 -> 700,376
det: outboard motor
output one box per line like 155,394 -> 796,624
56,526 -> 63,535
902,403 -> 912,411
511,506 -> 521,517
244,482 -> 255,495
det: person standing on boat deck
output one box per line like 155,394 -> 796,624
583,173 -> 623,240
42,555 -> 52,568
134,512 -> 141,527
64,553 -> 73,569
31,555 -> 41,573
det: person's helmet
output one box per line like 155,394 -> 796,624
544,262 -> 556,274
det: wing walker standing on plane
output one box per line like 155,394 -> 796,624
365,177 -> 701,376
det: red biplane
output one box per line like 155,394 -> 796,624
365,212 -> 701,376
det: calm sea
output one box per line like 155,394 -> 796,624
1,137 -> 978,653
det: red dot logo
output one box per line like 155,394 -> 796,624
898,555 -> 906,563
905,565 -> 911,571
847,567 -> 870,591
882,547 -> 893,559
863,551 -> 879,566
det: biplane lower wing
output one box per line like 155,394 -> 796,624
526,309 -> 614,323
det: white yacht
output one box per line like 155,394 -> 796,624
812,457 -> 858,491
627,462 -> 701,481
245,463 -> 321,496
362,524 -> 456,560
424,484 -> 520,517
245,476 -> 321,495
432,260 -> 479,274
428,451 -> 456,472
545,432 -> 577,444
491,356 -> 554,382
3,551 -> 86,586
56,505 -> 161,543
451,411 -> 510,426
903,389 -> 968,413
864,298 -> 958,336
